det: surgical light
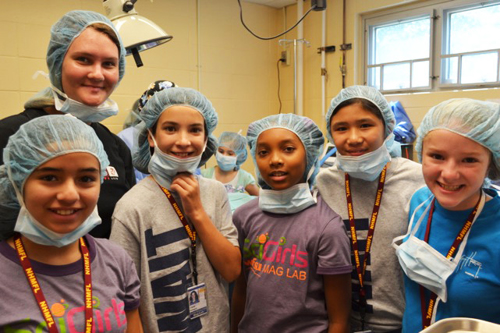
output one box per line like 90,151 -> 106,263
103,0 -> 173,67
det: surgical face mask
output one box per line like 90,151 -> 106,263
216,151 -> 237,171
259,183 -> 317,214
392,192 -> 485,303
335,134 -> 393,182
14,205 -> 101,248
52,86 -> 119,123
148,135 -> 203,188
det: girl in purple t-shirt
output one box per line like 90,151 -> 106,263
231,114 -> 352,333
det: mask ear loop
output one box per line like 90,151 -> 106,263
391,193 -> 434,250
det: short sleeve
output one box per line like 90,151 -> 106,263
110,208 -> 142,276
316,214 -> 352,275
239,169 -> 256,186
123,251 -> 141,311
212,181 -> 239,247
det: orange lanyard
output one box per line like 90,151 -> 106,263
419,196 -> 481,329
157,183 -> 199,285
344,165 -> 387,329
14,235 -> 93,333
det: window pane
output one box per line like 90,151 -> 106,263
441,57 -> 458,84
383,63 -> 410,90
373,17 -> 430,64
412,61 -> 429,87
449,4 -> 500,54
461,52 -> 498,84
368,67 -> 381,90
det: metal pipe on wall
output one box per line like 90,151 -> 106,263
297,0 -> 304,115
321,8 -> 327,122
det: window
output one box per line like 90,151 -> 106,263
364,0 -> 500,93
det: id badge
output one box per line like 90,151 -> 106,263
187,283 -> 208,320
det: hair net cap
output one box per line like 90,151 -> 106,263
0,115 -> 109,240
133,87 -> 219,173
416,98 -> 500,180
246,114 -> 324,189
326,85 -> 395,143
218,132 -> 248,170
47,10 -> 126,91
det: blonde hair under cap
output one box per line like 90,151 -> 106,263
24,10 -> 126,109
416,98 -> 500,180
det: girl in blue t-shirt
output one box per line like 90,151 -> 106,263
393,98 -> 500,332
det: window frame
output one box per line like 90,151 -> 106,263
362,0 -> 500,93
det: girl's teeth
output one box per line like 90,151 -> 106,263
56,210 -> 75,216
441,184 -> 461,191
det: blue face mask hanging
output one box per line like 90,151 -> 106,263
392,192 -> 485,303
147,134 -> 204,189
14,205 -> 101,248
52,85 -> 119,123
216,152 -> 237,171
258,166 -> 317,214
335,133 -> 394,182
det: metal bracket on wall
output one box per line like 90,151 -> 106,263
340,43 -> 352,51
317,45 -> 335,54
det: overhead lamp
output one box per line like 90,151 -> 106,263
103,0 -> 173,67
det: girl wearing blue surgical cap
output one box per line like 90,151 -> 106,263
0,10 -> 135,239
110,87 -> 241,333
316,85 -> 425,332
231,114 -> 352,333
201,131 -> 259,196
0,115 -> 142,332
393,99 -> 500,332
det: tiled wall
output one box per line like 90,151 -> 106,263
2,0 -> 499,168
0,0 -> 283,173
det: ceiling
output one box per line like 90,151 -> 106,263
242,0 -> 297,8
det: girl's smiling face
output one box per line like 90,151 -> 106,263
330,102 -> 385,156
255,128 -> 306,190
422,129 -> 491,211
148,105 -> 206,158
23,152 -> 101,234
61,27 -> 119,106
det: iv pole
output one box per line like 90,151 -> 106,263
279,38 -> 310,114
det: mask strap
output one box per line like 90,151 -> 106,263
147,128 -> 158,148
392,194 -> 433,248
32,70 -> 50,81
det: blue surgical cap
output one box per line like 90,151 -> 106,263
326,85 -> 395,143
218,132 -> 248,170
133,87 -> 219,173
247,114 -> 324,189
416,98 -> 500,180
0,115 -> 109,240
47,10 -> 126,91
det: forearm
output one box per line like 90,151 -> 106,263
325,274 -> 351,333
231,274 -> 247,333
190,209 -> 241,282
125,309 -> 143,333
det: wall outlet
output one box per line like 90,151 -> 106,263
281,50 -> 291,66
